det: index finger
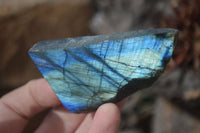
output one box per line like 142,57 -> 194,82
0,78 -> 60,132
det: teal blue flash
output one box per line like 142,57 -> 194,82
29,28 -> 178,113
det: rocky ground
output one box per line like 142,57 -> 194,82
0,0 -> 200,133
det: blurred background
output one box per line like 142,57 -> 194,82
0,0 -> 200,132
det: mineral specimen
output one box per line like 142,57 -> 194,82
29,28 -> 178,113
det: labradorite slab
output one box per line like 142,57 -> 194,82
29,28 -> 178,113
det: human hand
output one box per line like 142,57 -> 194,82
0,79 -> 126,133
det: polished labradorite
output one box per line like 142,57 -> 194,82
29,28 -> 178,113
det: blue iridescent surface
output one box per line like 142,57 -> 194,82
29,28 -> 178,113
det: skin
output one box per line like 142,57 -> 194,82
0,79 -> 127,133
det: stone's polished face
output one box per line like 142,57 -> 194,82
29,28 -> 178,113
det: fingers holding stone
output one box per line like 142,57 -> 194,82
88,103 -> 121,133
35,106 -> 86,133
0,79 -> 60,132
